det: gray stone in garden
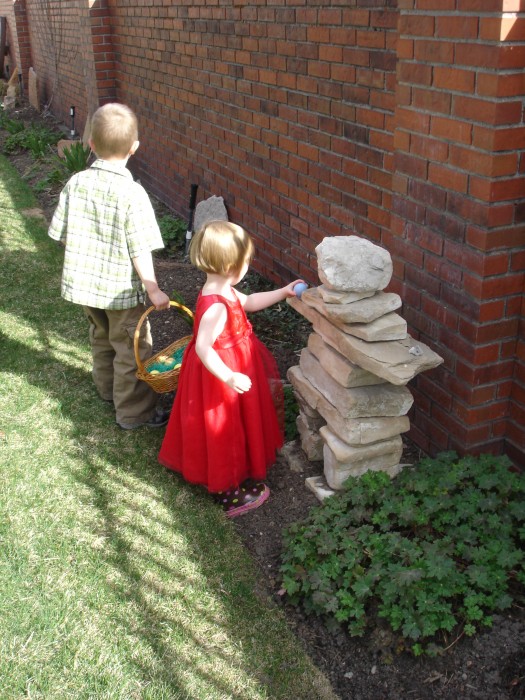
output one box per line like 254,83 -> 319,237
324,446 -> 404,489
28,67 -> 39,110
288,366 -> 411,444
287,296 -> 443,385
303,287 -> 402,324
305,474 -> 337,502
318,285 -> 375,304
193,195 -> 228,234
296,414 -> 324,461
322,429 -> 404,489
316,235 -> 393,293
307,332 -> 383,388
298,349 -> 413,418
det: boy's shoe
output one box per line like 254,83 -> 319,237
118,407 -> 170,430
213,481 -> 270,518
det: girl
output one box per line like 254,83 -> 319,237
158,220 -> 303,517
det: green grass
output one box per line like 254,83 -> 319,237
0,155 -> 335,700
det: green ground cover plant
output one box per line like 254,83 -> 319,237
280,452 -> 525,656
0,155 -> 335,699
2,122 -> 60,158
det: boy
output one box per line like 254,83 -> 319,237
48,102 -> 171,429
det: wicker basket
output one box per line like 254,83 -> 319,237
134,300 -> 194,394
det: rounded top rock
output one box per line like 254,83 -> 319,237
315,236 -> 393,293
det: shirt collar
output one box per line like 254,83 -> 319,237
91,159 -> 133,179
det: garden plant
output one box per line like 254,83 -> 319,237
280,451 -> 525,656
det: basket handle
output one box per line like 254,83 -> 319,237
134,300 -> 194,374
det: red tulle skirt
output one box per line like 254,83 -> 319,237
158,292 -> 283,492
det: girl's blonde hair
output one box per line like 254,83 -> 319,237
90,103 -> 138,159
190,221 -> 254,276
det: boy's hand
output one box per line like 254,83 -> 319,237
226,372 -> 252,394
149,288 -> 170,310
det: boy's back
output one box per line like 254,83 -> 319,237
48,102 -> 170,430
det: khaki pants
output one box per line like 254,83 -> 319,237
83,304 -> 157,426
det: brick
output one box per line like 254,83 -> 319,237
399,14 -> 435,37
450,145 -> 518,178
433,66 -> 475,93
464,272 -> 525,300
431,115 -> 472,144
436,15 -> 479,40
428,163 -> 468,193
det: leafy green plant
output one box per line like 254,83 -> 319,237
0,111 -> 24,134
3,123 -> 60,158
159,214 -> 186,253
61,140 -> 92,174
283,383 -> 299,441
280,452 -> 525,655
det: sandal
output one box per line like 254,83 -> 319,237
213,481 -> 270,518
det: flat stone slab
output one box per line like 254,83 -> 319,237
323,438 -> 404,489
288,366 -> 410,445
303,286 -> 402,324
288,297 -> 443,386
318,285 -> 375,304
308,332 -> 383,388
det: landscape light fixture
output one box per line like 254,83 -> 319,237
70,106 -> 75,137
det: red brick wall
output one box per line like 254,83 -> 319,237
1,0 -> 523,466
389,1 -> 525,466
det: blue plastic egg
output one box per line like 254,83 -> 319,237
293,282 -> 308,299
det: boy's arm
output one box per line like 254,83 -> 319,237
48,186 -> 69,244
242,280 -> 304,313
132,251 -> 170,310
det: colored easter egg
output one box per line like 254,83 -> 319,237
293,282 -> 308,299
149,370 -> 160,375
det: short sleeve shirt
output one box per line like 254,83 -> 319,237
48,159 -> 165,310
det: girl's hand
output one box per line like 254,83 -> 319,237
226,372 -> 252,394
284,279 -> 306,298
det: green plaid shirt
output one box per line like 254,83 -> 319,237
48,159 -> 164,310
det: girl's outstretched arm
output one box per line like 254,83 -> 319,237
241,280 -> 304,313
195,302 -> 252,393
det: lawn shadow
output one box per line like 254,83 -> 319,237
1,213 -> 330,698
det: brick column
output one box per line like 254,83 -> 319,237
88,0 -> 116,105
13,0 -> 32,88
388,1 -> 525,466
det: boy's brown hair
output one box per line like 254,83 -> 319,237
90,103 -> 138,159
190,221 -> 254,276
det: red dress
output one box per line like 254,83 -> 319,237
158,290 -> 284,492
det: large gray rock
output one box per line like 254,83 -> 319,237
288,297 -> 444,386
323,429 -> 404,489
288,365 -> 411,444
193,195 -> 228,234
316,236 -> 393,292
307,332 -> 383,388
303,286 -> 402,324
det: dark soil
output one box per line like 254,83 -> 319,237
4,99 -> 524,700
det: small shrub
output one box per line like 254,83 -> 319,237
3,123 -> 60,158
159,215 -> 186,253
61,141 -> 92,174
280,452 -> 525,655
283,384 -> 299,441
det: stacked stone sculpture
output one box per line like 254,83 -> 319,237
287,236 -> 443,499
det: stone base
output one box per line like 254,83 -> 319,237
323,436 -> 404,490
